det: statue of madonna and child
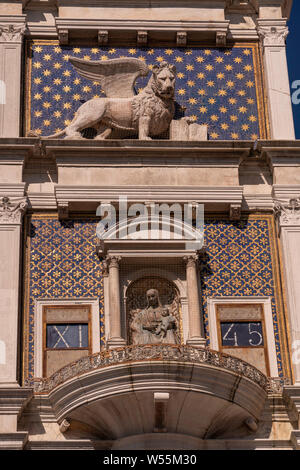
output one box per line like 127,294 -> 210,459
129,288 -> 179,345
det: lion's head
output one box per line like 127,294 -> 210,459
151,62 -> 176,99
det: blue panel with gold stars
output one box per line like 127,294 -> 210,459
26,42 -> 266,140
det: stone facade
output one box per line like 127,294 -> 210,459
1,0 -> 300,451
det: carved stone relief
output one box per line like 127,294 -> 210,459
274,198 -> 300,226
126,277 -> 182,345
0,196 -> 27,224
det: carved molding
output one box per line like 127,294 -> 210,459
107,255 -> 121,269
274,198 -> 300,226
24,344 -> 291,395
183,254 -> 198,268
0,23 -> 26,43
257,20 -> 289,47
0,197 -> 27,224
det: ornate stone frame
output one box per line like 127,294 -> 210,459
34,298 -> 101,378
207,296 -> 279,377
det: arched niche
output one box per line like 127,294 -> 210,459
125,276 -> 183,345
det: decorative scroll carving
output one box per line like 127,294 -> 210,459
0,23 -> 26,43
0,197 -> 27,224
274,198 -> 300,226
44,58 -> 176,141
24,344 -> 290,394
258,25 -> 289,47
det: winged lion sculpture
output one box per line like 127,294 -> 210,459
44,57 -> 176,140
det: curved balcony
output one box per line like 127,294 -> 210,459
25,345 -> 288,445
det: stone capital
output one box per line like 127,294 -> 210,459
274,198 -> 300,227
107,255 -> 121,269
183,254 -> 198,268
0,23 -> 26,43
0,197 -> 28,225
257,21 -> 289,47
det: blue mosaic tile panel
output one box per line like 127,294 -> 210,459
26,43 -> 263,140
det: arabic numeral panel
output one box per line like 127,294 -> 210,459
221,322 -> 264,348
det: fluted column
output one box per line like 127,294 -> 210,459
0,15 -> 26,137
107,255 -> 126,349
257,19 -> 295,139
184,255 -> 206,348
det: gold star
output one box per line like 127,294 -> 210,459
208,98 -> 216,104
177,72 -> 185,79
43,70 -> 51,76
237,90 -> 246,96
84,55 -> 91,61
83,86 -> 91,92
74,78 -> 81,85
53,62 -> 62,69
215,57 -> 224,63
197,73 -> 205,79
34,46 -> 43,53
73,94 -> 81,101
236,73 -> 244,80
187,80 -> 195,87
226,80 -> 234,88
234,57 -> 243,63
175,56 -> 183,62
217,73 -> 225,80
242,124 -> 250,131
199,106 -> 207,113
186,64 -> 194,71
63,70 -> 71,77
229,98 -> 237,105
43,54 -> 52,61
129,49 -> 137,54
43,102 -> 51,109
43,119 -> 51,126
205,64 -> 214,71
54,47 -> 62,53
231,133 -> 239,139
221,123 -> 229,130
249,115 -> 257,122
185,50 -> 193,55
34,93 -> 42,100
34,110 -> 42,117
244,65 -> 253,72
219,106 -> 227,113
225,65 -> 233,71
189,98 -> 197,104
63,54 -> 70,61
43,86 -> 51,92
196,56 -> 204,63
54,111 -> 62,118
33,62 -> 42,69
147,49 -> 154,55
73,48 -> 81,54
198,89 -> 206,96
178,89 -> 186,95
63,102 -> 71,109
246,80 -> 254,88
243,49 -> 251,56
156,56 -> 164,62
34,77 -> 42,84
101,55 -> 108,61
230,115 -> 238,122
247,98 -> 255,105
204,49 -> 212,55
211,115 -> 219,122
239,106 -> 247,113
165,49 -> 174,55
251,133 -> 258,140
53,78 -> 62,85
53,94 -> 61,101
92,48 -> 100,54
218,89 -> 227,96
207,80 -> 214,87
211,132 -> 219,139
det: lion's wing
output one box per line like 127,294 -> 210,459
69,57 -> 149,98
